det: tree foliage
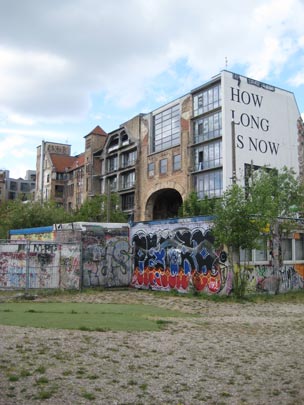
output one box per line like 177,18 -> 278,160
0,200 -> 73,239
180,167 -> 304,297
75,194 -> 128,223
0,192 -> 128,239
179,192 -> 217,217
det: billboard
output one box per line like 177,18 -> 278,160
222,71 -> 300,186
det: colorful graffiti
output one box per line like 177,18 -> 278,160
131,220 -> 231,294
0,242 -> 80,289
246,264 -> 304,294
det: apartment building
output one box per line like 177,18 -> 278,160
34,70 -> 302,221
0,170 -> 36,203
35,126 -> 107,208
133,70 -> 301,221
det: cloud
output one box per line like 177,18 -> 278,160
0,0 -> 303,126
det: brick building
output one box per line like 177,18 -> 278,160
34,70 -> 302,221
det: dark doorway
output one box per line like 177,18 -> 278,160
148,189 -> 183,220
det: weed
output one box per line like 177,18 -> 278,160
36,376 -> 49,385
20,369 -> 31,377
79,326 -> 91,331
87,374 -> 99,380
128,379 -> 137,386
35,365 -> 46,374
221,391 -> 232,397
156,319 -> 173,327
139,383 -> 148,391
36,390 -> 53,399
8,374 -> 19,382
81,391 -> 96,400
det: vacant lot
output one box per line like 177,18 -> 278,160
0,289 -> 304,404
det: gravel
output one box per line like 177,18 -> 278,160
0,290 -> 303,404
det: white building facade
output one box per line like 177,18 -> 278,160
191,70 -> 301,199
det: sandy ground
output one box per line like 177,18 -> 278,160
0,290 -> 304,405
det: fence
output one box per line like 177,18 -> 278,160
0,240 -> 81,290
0,230 -> 133,290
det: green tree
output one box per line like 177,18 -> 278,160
213,167 -> 304,297
179,192 -> 217,217
0,200 -> 73,239
248,167 -> 304,270
180,167 -> 304,297
75,194 -> 128,223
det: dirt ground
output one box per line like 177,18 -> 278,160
0,289 -> 304,405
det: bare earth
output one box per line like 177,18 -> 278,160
0,290 -> 303,405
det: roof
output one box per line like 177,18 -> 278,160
69,153 -> 85,171
85,125 -> 107,138
50,154 -> 80,173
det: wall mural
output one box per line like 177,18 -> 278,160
131,219 -> 232,294
82,227 -> 131,288
131,218 -> 304,295
0,242 -> 80,289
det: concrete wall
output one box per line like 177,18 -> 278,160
131,216 -> 232,294
1,222 -> 132,290
0,241 -> 80,289
131,216 -> 304,294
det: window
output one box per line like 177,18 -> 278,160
55,185 -> 64,198
195,169 -> 222,198
240,248 -> 252,262
281,238 -> 292,261
173,154 -> 181,171
108,176 -> 117,191
107,138 -> 119,153
20,183 -> 30,192
107,155 -> 118,173
159,159 -> 168,175
255,238 -> 268,261
193,111 -> 222,144
295,234 -> 304,260
194,141 -> 222,171
121,171 -> 135,189
10,181 -> 17,191
193,84 -> 221,116
122,193 -> 134,210
121,150 -> 137,168
152,104 -> 180,152
148,162 -> 154,177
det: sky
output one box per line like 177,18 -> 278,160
0,0 -> 304,179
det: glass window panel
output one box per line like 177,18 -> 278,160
255,238 -> 267,261
281,239 -> 292,261
240,248 -> 252,262
295,235 -> 304,260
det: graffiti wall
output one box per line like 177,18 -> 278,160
0,241 -> 80,289
131,217 -> 232,294
79,223 -> 132,288
245,264 -> 304,294
131,217 -> 304,295
54,222 -> 132,288
2,222 -> 132,290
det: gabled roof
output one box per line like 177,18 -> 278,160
85,125 -> 107,138
69,153 -> 85,171
50,154 -> 79,173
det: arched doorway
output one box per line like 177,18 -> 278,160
146,188 -> 183,220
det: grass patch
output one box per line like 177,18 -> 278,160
0,302 -> 190,332
8,374 -> 19,382
81,391 -> 96,400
